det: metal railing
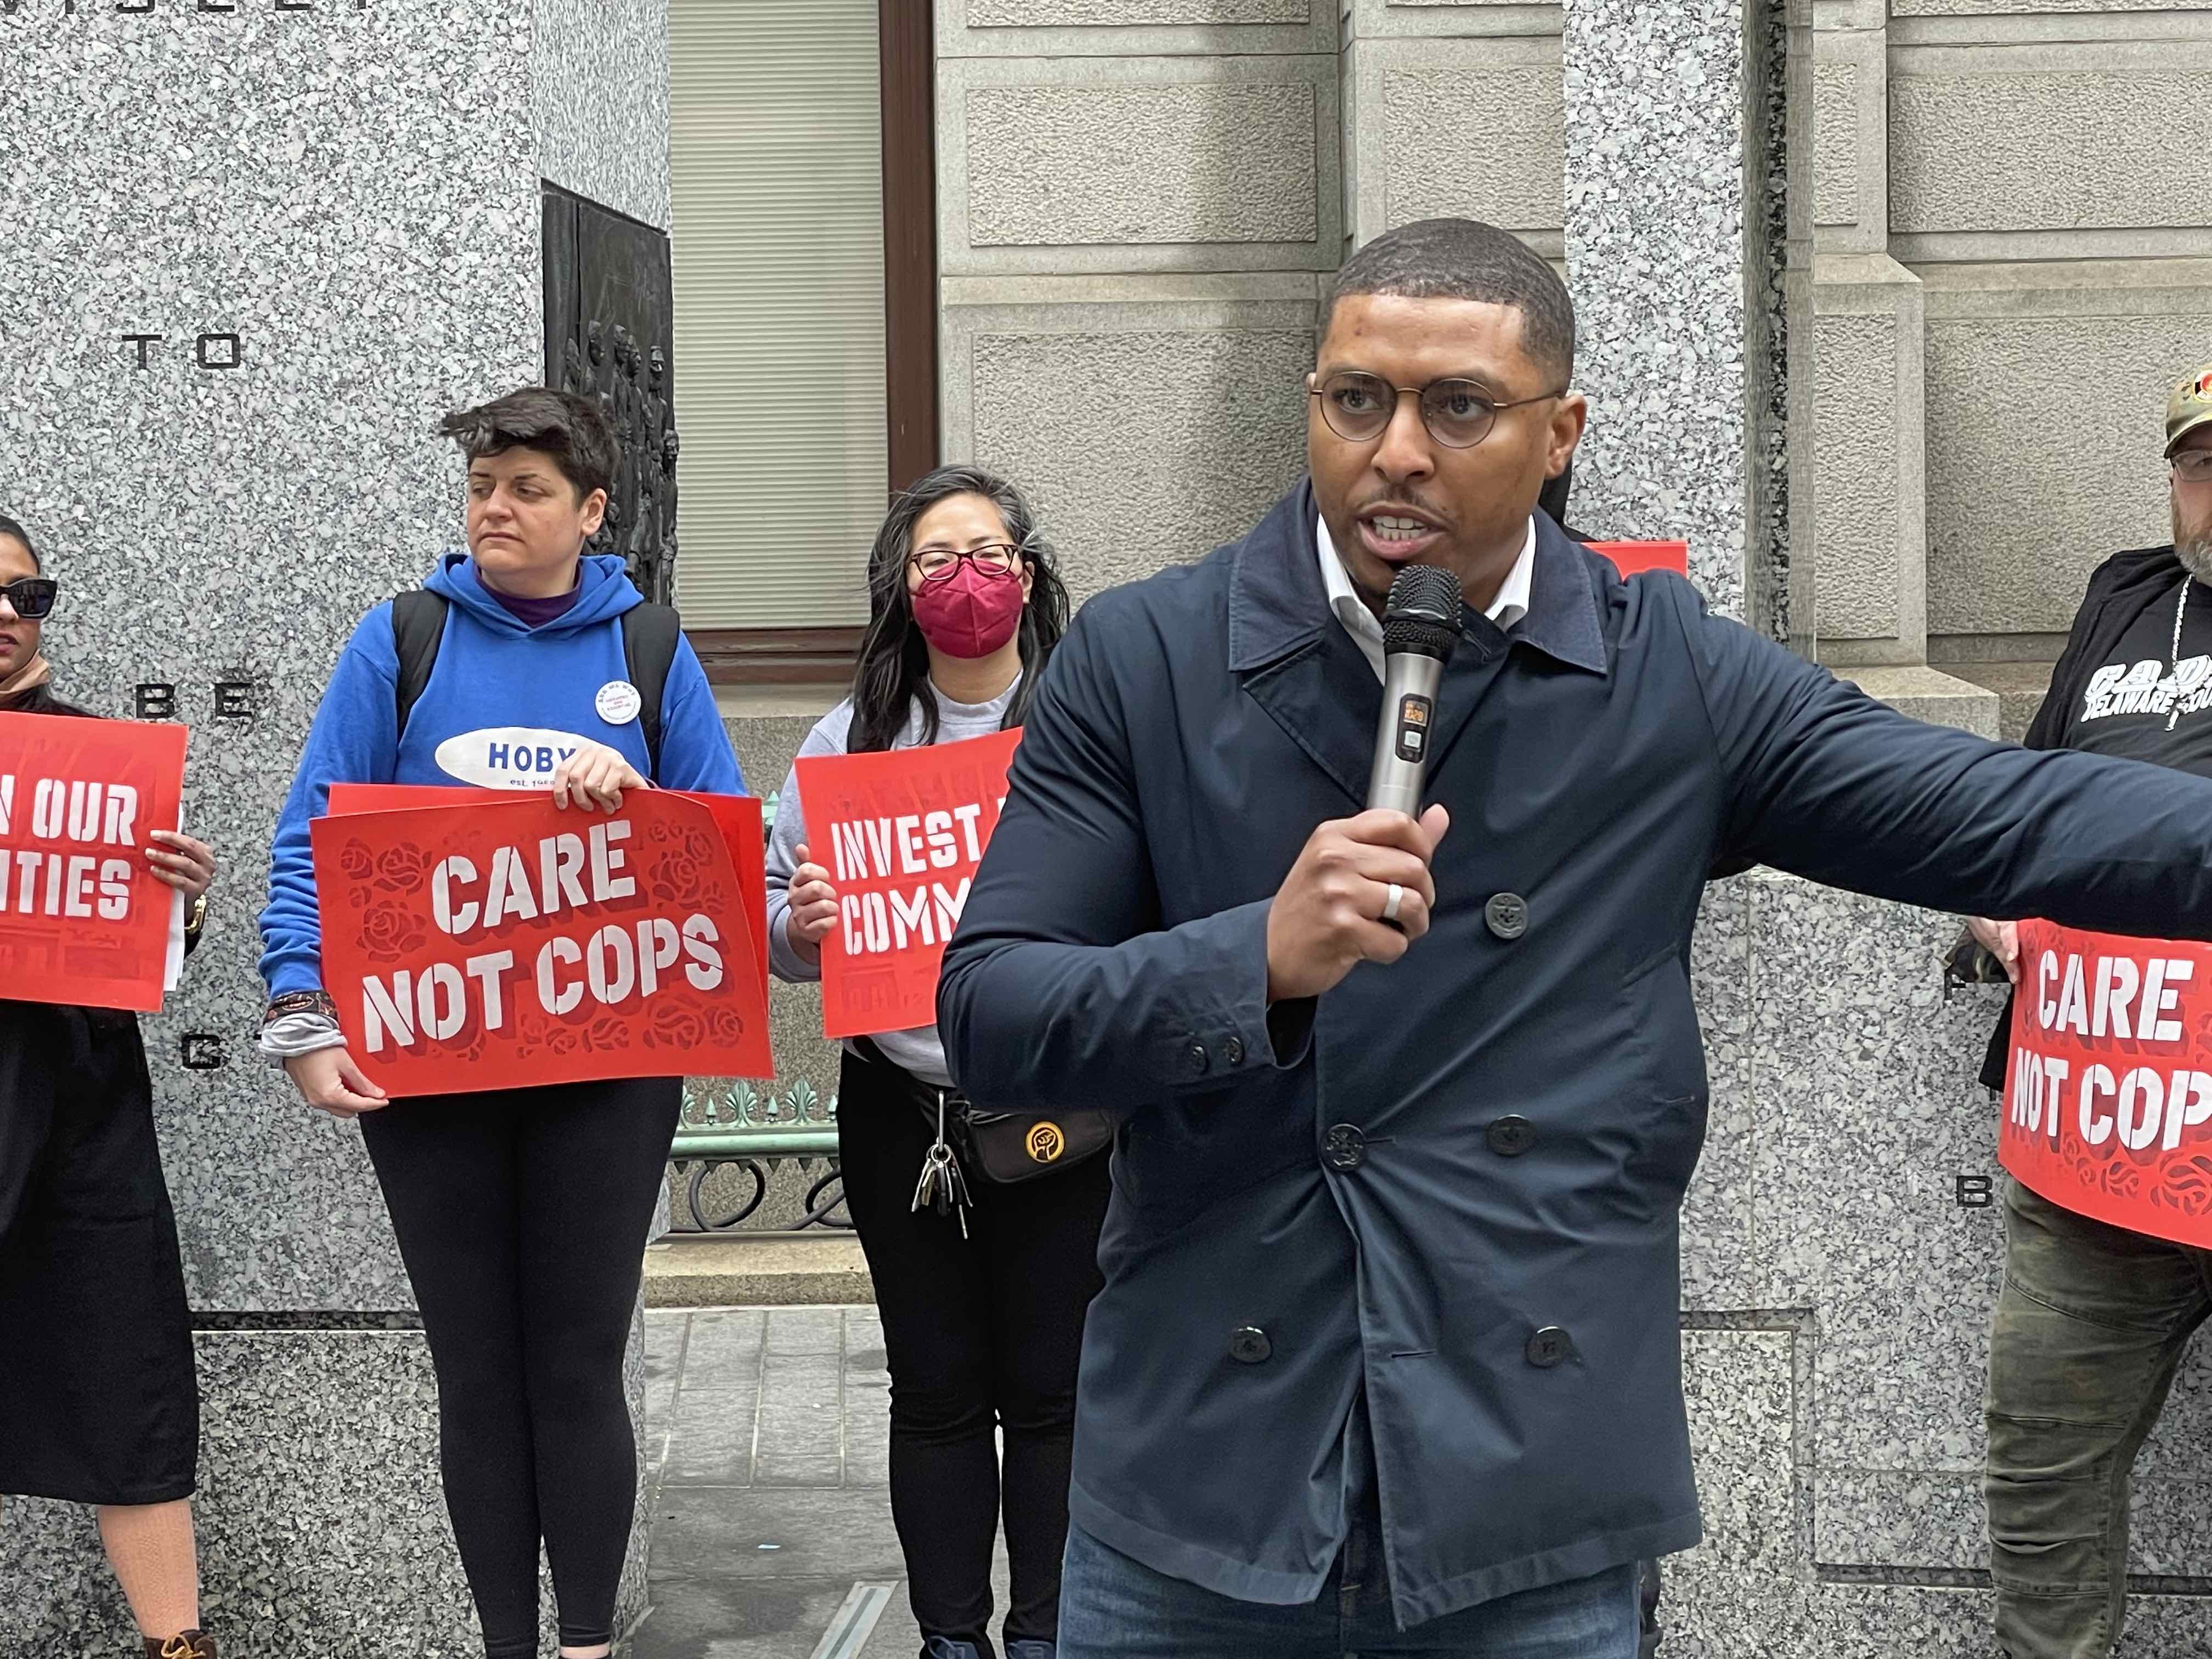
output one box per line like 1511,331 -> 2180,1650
669,1076 -> 847,1233
662,791 -> 851,1235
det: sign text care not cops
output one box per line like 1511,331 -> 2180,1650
2003,919 -> 2212,1245
312,789 -> 772,1095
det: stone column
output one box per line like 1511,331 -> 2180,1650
0,2 -> 668,1648
1561,0 -> 1781,626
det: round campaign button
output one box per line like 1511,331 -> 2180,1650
596,680 -> 644,726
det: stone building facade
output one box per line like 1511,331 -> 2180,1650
6,0 -> 2212,1652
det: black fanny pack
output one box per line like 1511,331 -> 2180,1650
853,1037 -> 1113,1186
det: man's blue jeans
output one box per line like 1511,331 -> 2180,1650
1058,1524 -> 1643,1658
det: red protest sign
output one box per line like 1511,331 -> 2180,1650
1,711 -> 188,1012
327,783 -> 770,997
794,729 -> 1021,1040
2002,919 -> 2212,1246
1589,541 -> 1690,578
311,789 -> 774,1097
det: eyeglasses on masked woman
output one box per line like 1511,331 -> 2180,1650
909,543 -> 1024,585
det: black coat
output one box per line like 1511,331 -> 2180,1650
939,487 -> 2212,1628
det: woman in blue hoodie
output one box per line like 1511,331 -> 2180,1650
256,387 -> 742,1659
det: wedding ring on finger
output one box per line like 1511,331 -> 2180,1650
1382,882 -> 1404,924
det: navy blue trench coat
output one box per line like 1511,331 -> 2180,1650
937,482 -> 2212,1629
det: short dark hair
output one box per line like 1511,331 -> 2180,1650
0,513 -> 39,571
437,386 -> 620,499
1322,218 -> 1576,387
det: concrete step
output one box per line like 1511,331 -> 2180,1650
644,1233 -> 873,1308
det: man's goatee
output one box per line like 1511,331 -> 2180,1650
2180,534 -> 2212,584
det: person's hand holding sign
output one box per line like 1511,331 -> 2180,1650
286,1044 -> 390,1120
144,830 -> 216,900
551,740 -> 648,813
785,844 -> 839,967
1266,805 -> 1450,1002
1970,916 -> 2022,984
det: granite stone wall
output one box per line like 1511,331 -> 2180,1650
0,2 -> 668,1649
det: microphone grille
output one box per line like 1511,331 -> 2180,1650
1382,565 -> 1463,659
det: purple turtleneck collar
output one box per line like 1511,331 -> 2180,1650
476,565 -> 583,629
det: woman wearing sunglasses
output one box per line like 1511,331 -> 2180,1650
0,515 -> 221,1659
765,465 -> 1103,1659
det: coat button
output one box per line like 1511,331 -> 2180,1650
1229,1326 -> 1272,1364
1526,1327 -> 1572,1369
1486,1115 -> 1534,1158
1187,1041 -> 1209,1074
1323,1124 -> 1367,1171
1224,1035 -> 1246,1066
1485,893 -> 1529,940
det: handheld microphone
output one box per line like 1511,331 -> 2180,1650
1366,565 -> 1463,817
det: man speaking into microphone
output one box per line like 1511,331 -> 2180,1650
938,217 -> 2212,1657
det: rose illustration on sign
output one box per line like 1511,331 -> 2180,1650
358,905 -> 428,962
374,843 -> 431,894
645,1000 -> 707,1051
2164,1155 -> 2212,1216
650,852 -> 704,906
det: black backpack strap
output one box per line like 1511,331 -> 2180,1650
390,590 -> 449,740
620,602 -> 683,781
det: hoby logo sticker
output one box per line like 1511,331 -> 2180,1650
434,727 -> 592,789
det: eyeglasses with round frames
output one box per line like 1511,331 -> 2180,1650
910,543 -> 1023,584
1310,371 -> 1567,449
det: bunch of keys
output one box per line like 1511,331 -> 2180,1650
912,1089 -> 972,1237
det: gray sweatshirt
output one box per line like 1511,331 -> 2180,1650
764,680 -> 1021,1087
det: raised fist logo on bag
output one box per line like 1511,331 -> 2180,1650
1026,1121 -> 1065,1164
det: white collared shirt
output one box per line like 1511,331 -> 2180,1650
1316,515 -> 1537,682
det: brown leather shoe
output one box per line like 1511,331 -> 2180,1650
145,1634 -> 215,1659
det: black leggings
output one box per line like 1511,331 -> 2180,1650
360,1076 -> 680,1657
839,1048 -> 1110,1655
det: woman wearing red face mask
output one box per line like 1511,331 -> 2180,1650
766,466 -> 1098,1659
